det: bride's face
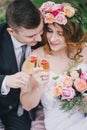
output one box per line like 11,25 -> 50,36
46,24 -> 67,52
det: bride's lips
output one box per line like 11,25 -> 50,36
50,42 -> 59,46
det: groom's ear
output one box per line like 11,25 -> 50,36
7,27 -> 14,36
7,27 -> 18,38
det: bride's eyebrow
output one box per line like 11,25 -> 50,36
47,27 -> 63,33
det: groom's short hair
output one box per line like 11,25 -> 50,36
6,0 -> 41,29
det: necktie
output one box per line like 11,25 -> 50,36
20,45 -> 27,70
17,45 -> 27,116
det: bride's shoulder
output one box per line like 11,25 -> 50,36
82,43 -> 87,62
82,43 -> 87,53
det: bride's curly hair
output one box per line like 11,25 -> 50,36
41,1 -> 87,61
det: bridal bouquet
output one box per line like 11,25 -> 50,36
53,63 -> 87,113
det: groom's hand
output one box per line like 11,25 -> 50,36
5,72 -> 30,90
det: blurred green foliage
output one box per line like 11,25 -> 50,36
0,7 -> 6,23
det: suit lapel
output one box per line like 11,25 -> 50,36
3,31 -> 18,73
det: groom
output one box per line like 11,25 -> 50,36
0,0 -> 44,129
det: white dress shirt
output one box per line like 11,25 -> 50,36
1,36 -> 31,95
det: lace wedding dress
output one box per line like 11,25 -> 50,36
41,64 -> 87,130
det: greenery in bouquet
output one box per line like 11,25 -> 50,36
53,63 -> 87,114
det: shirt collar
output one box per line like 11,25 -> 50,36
11,36 -> 25,49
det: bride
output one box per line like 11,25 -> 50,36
20,1 -> 87,130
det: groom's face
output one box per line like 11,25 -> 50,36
7,18 -> 44,46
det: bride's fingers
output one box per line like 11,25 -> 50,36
40,72 -> 49,80
32,71 -> 49,85
33,67 -> 43,74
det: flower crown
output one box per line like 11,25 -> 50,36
39,1 -> 82,25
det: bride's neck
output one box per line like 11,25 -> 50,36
52,49 -> 67,58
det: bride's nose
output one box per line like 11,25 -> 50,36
50,33 -> 59,42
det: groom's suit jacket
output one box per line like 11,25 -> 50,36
0,22 -> 41,119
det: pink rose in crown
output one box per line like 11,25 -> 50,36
51,4 -> 63,16
45,13 -> 54,23
52,4 -> 63,11
40,1 -> 54,12
55,12 -> 67,25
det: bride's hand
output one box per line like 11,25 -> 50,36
32,67 -> 49,87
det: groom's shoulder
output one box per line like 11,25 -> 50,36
0,22 -> 8,33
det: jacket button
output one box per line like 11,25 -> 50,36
9,105 -> 12,110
